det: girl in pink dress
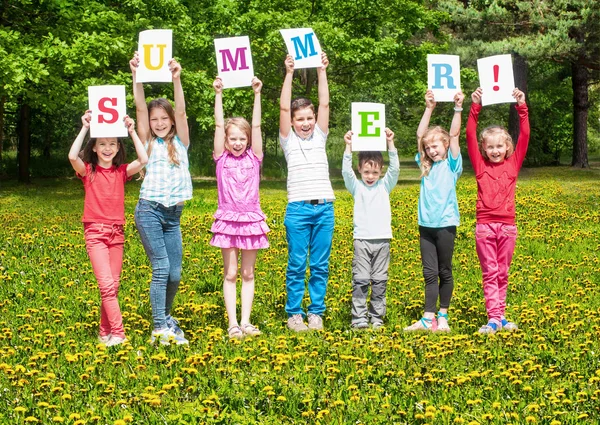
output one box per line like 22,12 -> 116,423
211,76 -> 269,339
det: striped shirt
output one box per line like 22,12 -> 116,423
139,135 -> 193,207
280,125 -> 335,203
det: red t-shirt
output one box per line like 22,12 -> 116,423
78,163 -> 131,224
466,103 -> 530,225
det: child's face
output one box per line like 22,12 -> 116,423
93,138 -> 119,166
358,162 -> 382,186
225,125 -> 249,157
149,107 -> 173,139
424,138 -> 448,162
291,108 -> 316,139
483,136 -> 508,163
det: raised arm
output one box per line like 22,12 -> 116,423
417,90 -> 436,151
279,55 -> 294,138
316,51 -> 330,133
466,88 -> 484,173
383,128 -> 399,192
68,111 -> 92,176
213,77 -> 225,158
125,116 -> 149,177
170,59 -> 190,148
130,52 -> 150,143
341,130 -> 357,194
251,77 -> 263,159
512,88 -> 530,168
448,91 -> 464,158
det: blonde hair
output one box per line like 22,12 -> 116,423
418,126 -> 450,177
479,126 -> 514,160
224,117 -> 252,149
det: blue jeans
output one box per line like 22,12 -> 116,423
284,201 -> 334,316
135,199 -> 184,330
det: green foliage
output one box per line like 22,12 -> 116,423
1,168 -> 600,423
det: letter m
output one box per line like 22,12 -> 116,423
219,47 -> 250,72
291,33 -> 317,60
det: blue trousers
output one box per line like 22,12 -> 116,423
135,199 -> 184,330
284,201 -> 334,316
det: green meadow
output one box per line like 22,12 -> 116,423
1,164 -> 599,424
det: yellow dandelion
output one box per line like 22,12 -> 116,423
14,406 -> 27,413
114,421 -> 126,425
276,396 -> 286,402
24,418 -> 39,423
525,416 -> 536,423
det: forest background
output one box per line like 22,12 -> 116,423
0,0 -> 599,182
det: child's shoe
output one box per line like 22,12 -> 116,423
228,325 -> 244,340
501,318 -> 518,331
478,321 -> 500,334
307,313 -> 324,331
436,311 -> 450,332
287,314 -> 309,332
371,321 -> 384,330
166,316 -> 185,337
351,321 -> 369,330
404,317 -> 437,332
105,336 -> 127,347
98,334 -> 111,344
241,323 -> 261,337
151,328 -> 189,345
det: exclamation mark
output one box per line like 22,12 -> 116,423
493,65 -> 500,91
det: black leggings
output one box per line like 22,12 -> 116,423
419,226 -> 456,313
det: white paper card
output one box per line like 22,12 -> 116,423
477,54 -> 516,106
137,29 -> 173,83
214,36 -> 254,89
427,54 -> 461,102
88,85 -> 128,138
351,103 -> 386,152
280,28 -> 323,69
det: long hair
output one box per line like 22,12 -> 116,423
418,126 -> 450,178
479,126 -> 514,160
146,98 -> 180,166
79,137 -> 126,181
224,117 -> 252,150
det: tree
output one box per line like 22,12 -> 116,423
440,0 -> 600,167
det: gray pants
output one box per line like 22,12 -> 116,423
352,239 -> 390,325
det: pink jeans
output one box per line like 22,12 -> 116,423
475,223 -> 517,322
84,223 -> 126,338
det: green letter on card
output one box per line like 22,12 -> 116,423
358,112 -> 380,137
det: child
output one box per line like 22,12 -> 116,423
404,90 -> 464,332
130,52 -> 193,345
467,87 -> 529,334
68,110 -> 148,347
342,128 -> 399,329
211,76 -> 269,339
279,52 -> 334,332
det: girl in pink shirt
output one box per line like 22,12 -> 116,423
211,76 -> 269,339
68,110 -> 148,347
466,87 -> 529,334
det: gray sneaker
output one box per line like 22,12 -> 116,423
287,314 -> 309,332
151,328 -> 189,345
166,315 -> 184,337
307,313 -> 323,331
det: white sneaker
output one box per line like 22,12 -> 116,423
287,314 -> 309,332
307,313 -> 323,331
105,336 -> 127,347
98,334 -> 112,344
151,328 -> 189,345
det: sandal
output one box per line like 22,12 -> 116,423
241,323 -> 261,336
228,325 -> 244,339
436,311 -> 451,332
404,317 -> 437,332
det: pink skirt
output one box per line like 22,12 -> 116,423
210,210 -> 270,250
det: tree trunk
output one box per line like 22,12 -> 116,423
17,100 -> 31,183
571,61 -> 589,168
0,95 -> 5,164
508,53 -> 528,151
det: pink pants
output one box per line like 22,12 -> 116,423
84,223 -> 126,338
475,223 -> 517,322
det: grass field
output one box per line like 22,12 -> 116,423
1,164 -> 599,424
